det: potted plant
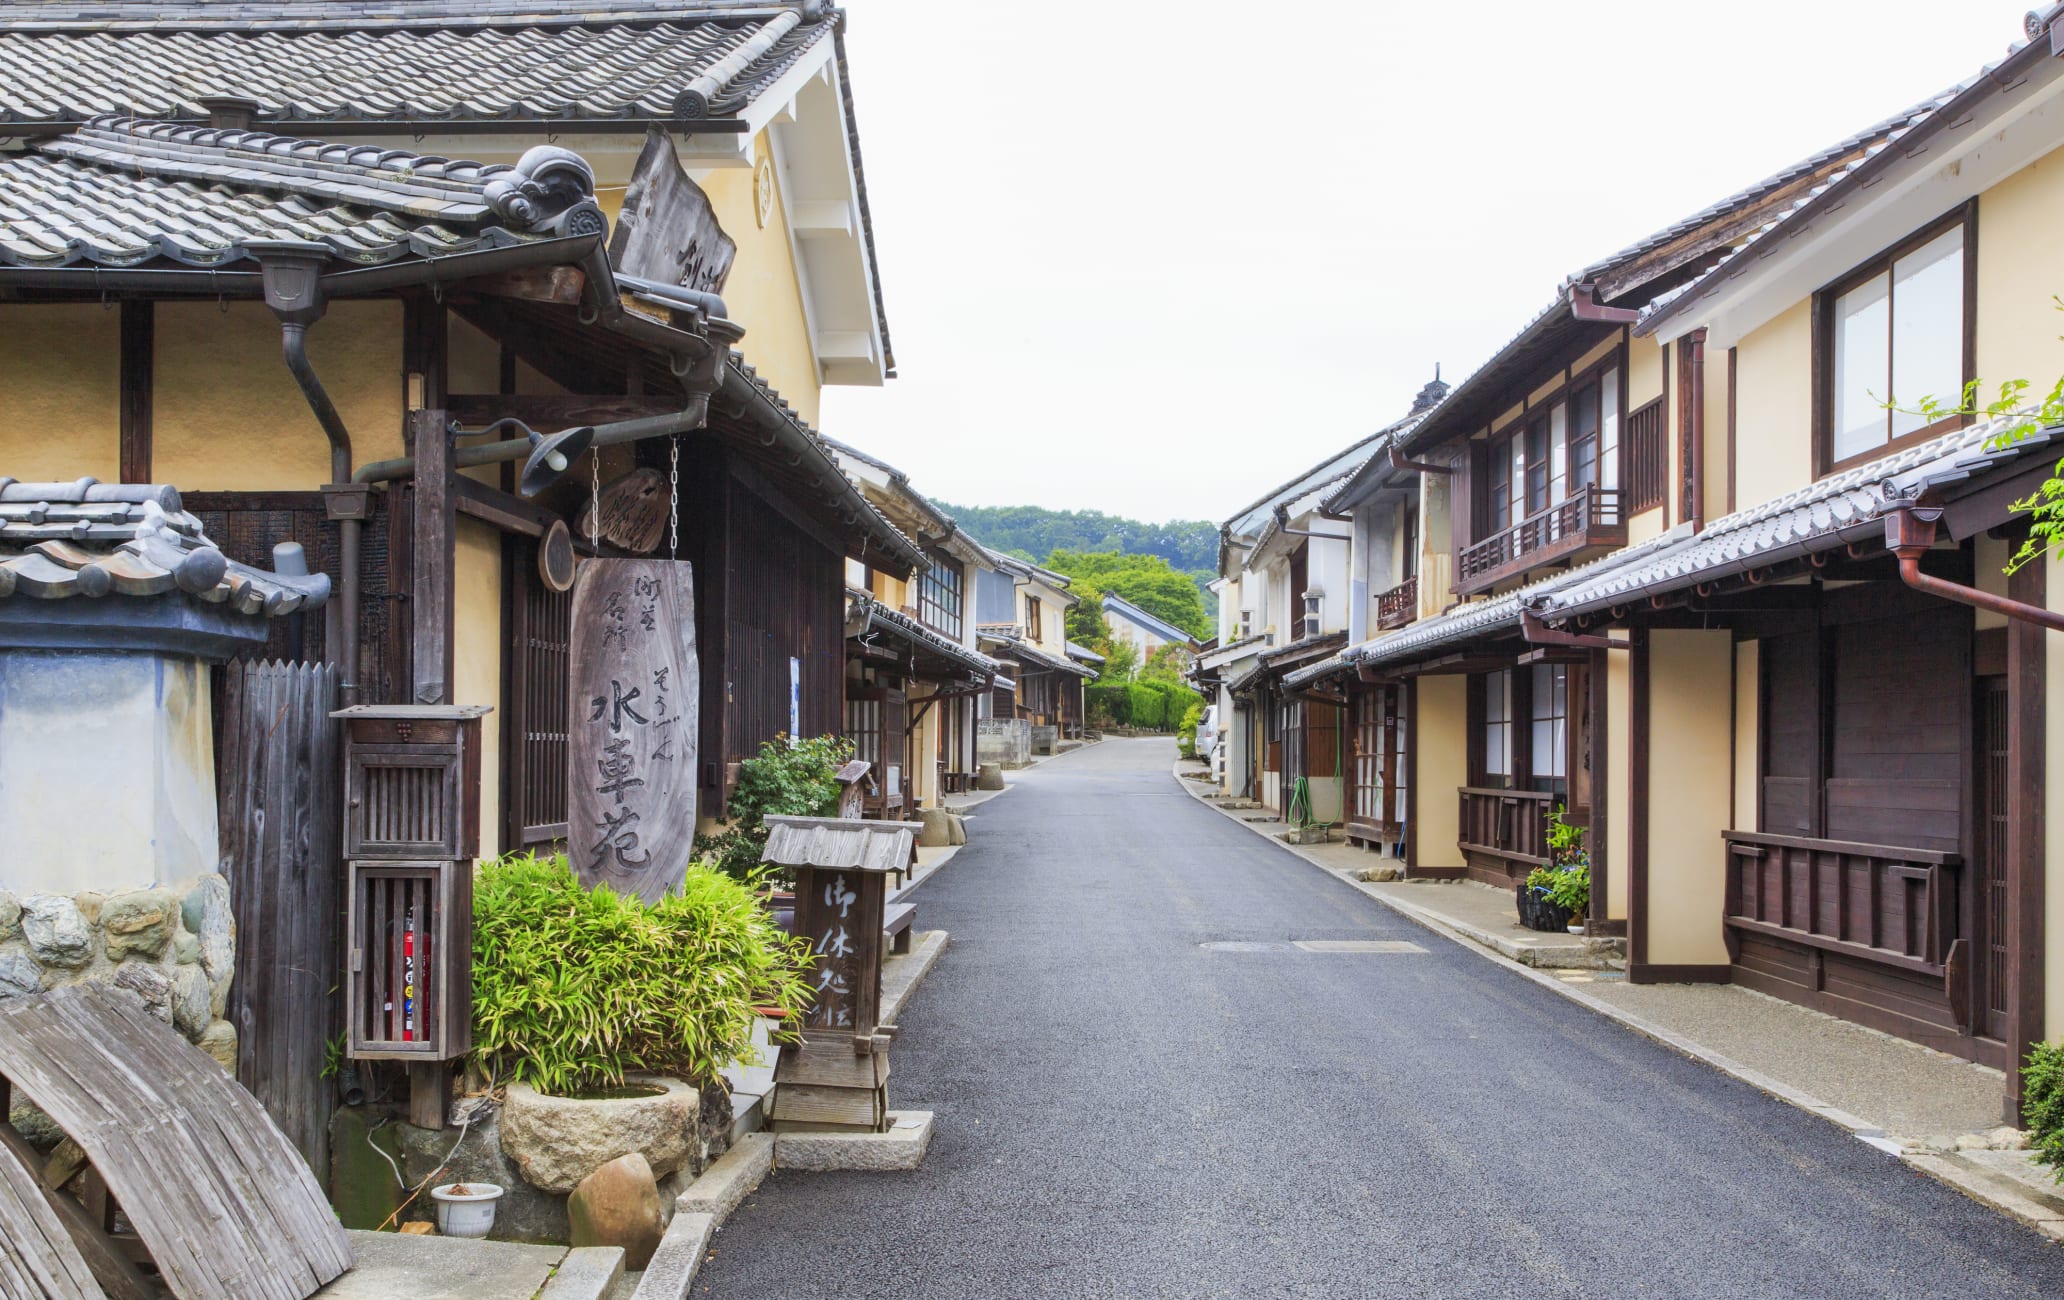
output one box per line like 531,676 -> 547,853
471,852 -> 814,1196
1517,804 -> 1590,932
430,1180 -> 505,1238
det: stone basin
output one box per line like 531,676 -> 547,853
497,1074 -> 701,1194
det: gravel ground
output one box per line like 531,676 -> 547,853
699,737 -> 2064,1299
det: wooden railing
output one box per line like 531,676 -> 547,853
1458,787 -> 1555,866
1375,576 -> 1418,631
1626,397 -> 1667,514
1722,831 -> 1960,975
1457,484 -> 1626,594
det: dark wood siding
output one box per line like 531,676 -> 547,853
1826,604 -> 1967,852
720,468 -> 844,771
502,535 -> 571,849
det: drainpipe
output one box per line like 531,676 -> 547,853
351,396 -> 711,486
1886,503 -> 2064,632
1388,445 -> 1452,476
252,241 -> 364,702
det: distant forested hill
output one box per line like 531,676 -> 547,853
936,503 -> 1219,623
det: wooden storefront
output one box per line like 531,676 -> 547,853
1345,682 -> 1409,853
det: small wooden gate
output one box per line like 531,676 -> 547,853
218,659 -> 342,1181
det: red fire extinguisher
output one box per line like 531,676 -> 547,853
402,907 -> 417,1042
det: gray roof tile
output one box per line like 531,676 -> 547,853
0,115 -> 601,269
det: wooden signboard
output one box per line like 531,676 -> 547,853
568,560 -> 699,903
608,129 -> 736,295
580,468 -> 669,554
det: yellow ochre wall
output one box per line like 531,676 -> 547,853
156,301 -> 405,490
1643,630 -> 1735,967
1733,641 -> 1759,834
1729,300 -> 1814,510
0,304 -> 121,482
1976,143 -> 2064,405
1413,675 -> 1467,873
695,135 -> 820,428
1704,343 -> 1731,522
1605,646 -> 1632,920
454,518 -> 504,861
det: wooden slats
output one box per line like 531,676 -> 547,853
1625,397 -> 1667,513
0,1131 -> 102,1300
219,659 -> 342,1185
0,985 -> 352,1300
1722,830 -> 1960,974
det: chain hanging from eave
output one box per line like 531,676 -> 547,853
669,433 -> 680,560
588,439 -> 600,552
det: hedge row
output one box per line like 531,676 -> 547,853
1087,680 -> 1202,732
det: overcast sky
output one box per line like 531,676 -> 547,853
817,1 -> 2027,525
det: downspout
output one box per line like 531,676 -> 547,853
1887,503 -> 2064,631
252,242 -> 364,703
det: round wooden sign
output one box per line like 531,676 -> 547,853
539,519 -> 577,592
580,468 -> 670,554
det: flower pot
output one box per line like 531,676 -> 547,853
1566,923 -> 1587,936
1516,885 -> 1573,933
431,1181 -> 504,1238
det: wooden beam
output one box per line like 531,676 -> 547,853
411,407 -> 454,705
2006,553 -> 2046,1124
118,301 -> 152,484
448,393 -> 683,429
1628,627 -> 1650,968
453,474 -> 560,539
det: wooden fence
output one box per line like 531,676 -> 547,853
219,659 -> 342,1180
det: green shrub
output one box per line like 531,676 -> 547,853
1547,803 -> 1588,869
2028,1040 -> 2064,1182
1177,701 -> 1203,758
694,733 -> 855,882
1086,683 -> 1130,727
471,852 -> 812,1096
1126,682 -> 1165,729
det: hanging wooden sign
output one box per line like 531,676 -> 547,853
609,129 -> 736,295
580,468 -> 669,554
567,560 -> 699,903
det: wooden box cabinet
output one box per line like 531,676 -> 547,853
345,859 -> 473,1062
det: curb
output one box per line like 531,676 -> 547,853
1169,763 -> 2064,1243
881,929 -> 949,1027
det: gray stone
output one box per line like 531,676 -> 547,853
916,808 -> 954,848
197,1019 -> 237,1072
0,945 -> 41,998
72,891 -> 103,927
101,887 -> 178,960
10,1099 -> 64,1150
210,969 -> 232,1020
173,931 -> 201,964
627,1212 -> 713,1300
1988,1126 -> 2031,1151
499,1076 -> 701,1194
947,814 -> 967,846
540,1246 -> 625,1300
183,873 -> 234,982
172,962 -> 211,1037
0,892 -> 19,941
20,895 -> 90,968
976,762 -> 1005,791
773,1110 -> 933,1172
1356,865 -> 1402,883
397,1109 -> 568,1245
321,1229 -> 565,1300
567,1152 -> 663,1271
112,961 -> 173,1020
667,1132 -> 770,1225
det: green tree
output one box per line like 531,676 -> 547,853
1042,549 -> 1210,640
936,503 -> 1220,623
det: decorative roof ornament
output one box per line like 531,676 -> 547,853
1409,365 -> 1450,416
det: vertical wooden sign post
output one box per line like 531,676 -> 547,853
567,560 -> 700,903
761,815 -> 920,1132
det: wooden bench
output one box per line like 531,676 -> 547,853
882,901 -> 917,955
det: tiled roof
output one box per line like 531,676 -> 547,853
0,478 -> 330,613
979,632 -> 1096,680
0,116 -> 602,270
762,813 -> 917,875
846,589 -> 999,680
0,7 -> 835,127
1541,413 -> 2061,621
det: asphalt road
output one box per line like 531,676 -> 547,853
700,738 -> 2064,1299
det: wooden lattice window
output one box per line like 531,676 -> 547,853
918,552 -> 964,640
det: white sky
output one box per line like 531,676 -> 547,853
818,1 -> 2029,524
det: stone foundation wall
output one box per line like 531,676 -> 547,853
976,718 -> 1031,768
0,872 -> 235,1070
1030,724 -> 1059,756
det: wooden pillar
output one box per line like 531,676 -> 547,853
118,301 -> 153,484
409,407 -> 454,707
1628,626 -> 1651,969
2006,555 -> 2046,1123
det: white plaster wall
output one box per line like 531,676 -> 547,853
0,651 -> 218,895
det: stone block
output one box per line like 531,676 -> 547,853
774,1110 -> 933,1172
1356,865 -> 1401,883
173,931 -> 201,964
946,815 -> 967,846
976,763 -> 1005,791
0,945 -> 42,997
499,1076 -> 701,1194
324,1230 -> 564,1300
916,808 -> 954,848
541,1246 -> 626,1300
397,1108 -> 567,1244
567,1152 -> 664,1272
668,1132 -> 771,1224
182,873 -> 234,982
629,1212 -> 714,1300
171,963 -> 211,1037
21,895 -> 90,968
197,1019 -> 237,1072
73,892 -> 103,927
101,887 -> 177,960
0,892 -> 20,941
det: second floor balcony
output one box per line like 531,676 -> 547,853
1456,484 -> 1626,597
1375,576 -> 1418,631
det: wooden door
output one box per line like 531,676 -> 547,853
504,538 -> 572,849
1978,675 -> 2010,1042
1351,689 -> 1384,828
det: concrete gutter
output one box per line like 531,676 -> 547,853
1169,760 -> 2064,1244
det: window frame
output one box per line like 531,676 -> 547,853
1482,348 -> 1627,540
916,549 -> 964,641
1812,202 -> 1977,478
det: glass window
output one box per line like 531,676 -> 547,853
1569,382 -> 1600,491
1549,402 -> 1569,505
1530,663 -> 1567,794
1828,219 -> 1964,465
1600,368 -> 1620,491
1524,418 -> 1549,515
1489,438 -> 1512,532
1482,669 -> 1512,783
918,552 -> 963,640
